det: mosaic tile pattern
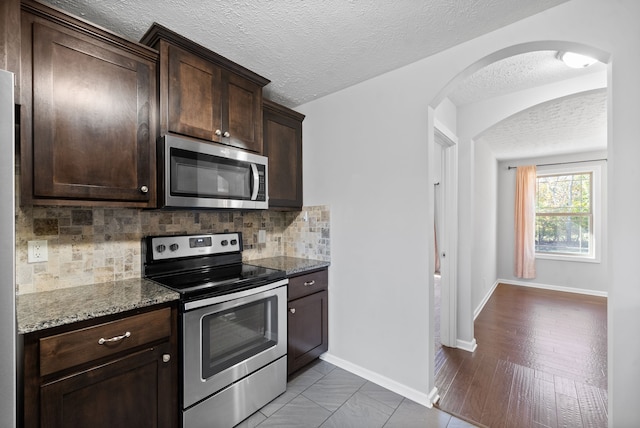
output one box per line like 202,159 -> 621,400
16,205 -> 330,294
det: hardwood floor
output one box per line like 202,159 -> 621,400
434,283 -> 607,428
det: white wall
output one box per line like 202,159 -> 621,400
471,140 -> 498,313
298,1 -> 640,424
497,152 -> 608,294
434,97 -> 457,133
299,65 -> 435,403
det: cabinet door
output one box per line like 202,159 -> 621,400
288,290 -> 328,375
225,72 -> 263,153
40,343 -> 173,428
27,21 -> 155,205
263,103 -> 304,210
168,44 -> 223,142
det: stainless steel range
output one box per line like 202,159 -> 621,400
143,232 -> 288,428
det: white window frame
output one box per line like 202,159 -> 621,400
535,163 -> 602,264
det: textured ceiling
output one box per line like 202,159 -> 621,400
41,0 -> 569,107
454,50 -> 608,160
475,88 -> 607,160
448,50 -> 607,106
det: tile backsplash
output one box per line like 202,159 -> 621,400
16,205 -> 330,294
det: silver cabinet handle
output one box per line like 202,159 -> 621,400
215,129 -> 222,136
98,331 -> 131,345
162,354 -> 171,363
223,131 -> 230,138
140,185 -> 149,193
304,280 -> 316,287
289,308 -> 296,314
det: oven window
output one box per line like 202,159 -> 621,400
170,148 -> 251,200
201,296 -> 278,379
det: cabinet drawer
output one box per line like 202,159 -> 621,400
39,308 -> 171,376
288,269 -> 328,301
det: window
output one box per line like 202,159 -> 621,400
535,164 -> 602,262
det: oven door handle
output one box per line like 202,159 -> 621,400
183,278 -> 289,311
250,163 -> 259,201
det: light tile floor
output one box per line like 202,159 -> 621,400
235,360 -> 478,428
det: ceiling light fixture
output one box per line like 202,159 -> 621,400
557,51 -> 598,68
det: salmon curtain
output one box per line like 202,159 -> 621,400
514,165 -> 536,279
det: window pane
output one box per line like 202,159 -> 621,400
535,214 -> 591,254
536,173 -> 591,214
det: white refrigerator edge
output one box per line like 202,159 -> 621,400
0,68 -> 17,428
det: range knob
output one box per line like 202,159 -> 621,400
156,244 -> 166,253
230,239 -> 238,246
169,243 -> 179,252
221,240 -> 229,246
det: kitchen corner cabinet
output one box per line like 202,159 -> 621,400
287,268 -> 328,375
141,24 -> 270,153
263,100 -> 305,210
22,305 -> 178,428
20,0 -> 158,207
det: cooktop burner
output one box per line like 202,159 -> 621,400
143,232 -> 286,301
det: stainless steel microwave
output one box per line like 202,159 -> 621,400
158,134 -> 268,209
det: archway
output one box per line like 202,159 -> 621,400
426,41 -> 610,412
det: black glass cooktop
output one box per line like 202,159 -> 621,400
150,263 -> 286,300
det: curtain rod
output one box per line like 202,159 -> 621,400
507,158 -> 607,170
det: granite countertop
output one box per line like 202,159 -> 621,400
249,256 -> 330,276
17,278 -> 179,334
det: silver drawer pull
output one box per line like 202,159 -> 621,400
303,280 -> 316,287
98,331 -> 131,345
289,308 -> 296,314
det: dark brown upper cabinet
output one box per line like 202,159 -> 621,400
263,100 -> 305,210
20,0 -> 158,207
141,24 -> 269,154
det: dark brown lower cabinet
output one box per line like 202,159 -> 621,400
22,305 -> 177,428
287,269 -> 328,375
40,343 -> 171,428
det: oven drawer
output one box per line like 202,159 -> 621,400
288,269 -> 328,301
39,307 -> 172,376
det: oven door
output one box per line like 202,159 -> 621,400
182,279 -> 287,409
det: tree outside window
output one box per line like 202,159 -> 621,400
535,172 -> 592,256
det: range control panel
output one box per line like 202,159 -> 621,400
148,233 -> 242,261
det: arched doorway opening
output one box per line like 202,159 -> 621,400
427,42 -> 610,425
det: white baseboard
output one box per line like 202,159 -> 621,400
427,387 -> 440,407
456,338 -> 477,353
319,353 -> 438,408
497,278 -> 608,298
474,280 -> 500,320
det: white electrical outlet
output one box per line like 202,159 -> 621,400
28,240 -> 48,263
258,230 -> 266,244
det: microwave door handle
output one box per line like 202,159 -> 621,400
250,163 -> 259,200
